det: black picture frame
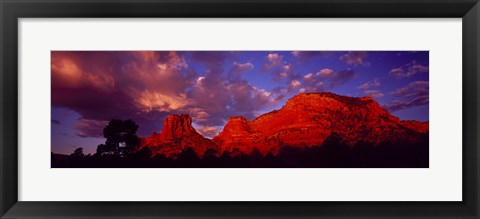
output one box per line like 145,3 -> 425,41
1,0 -> 479,218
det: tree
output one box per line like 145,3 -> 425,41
96,119 -> 140,157
96,144 -> 109,156
68,147 -> 85,166
70,147 -> 84,158
177,147 -> 199,167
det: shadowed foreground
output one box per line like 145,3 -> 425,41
52,133 -> 428,168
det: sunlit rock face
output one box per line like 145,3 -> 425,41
140,114 -> 217,158
214,92 -> 429,155
141,92 -> 428,157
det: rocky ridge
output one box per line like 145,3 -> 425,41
140,92 -> 429,157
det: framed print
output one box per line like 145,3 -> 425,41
50,50 -> 429,168
1,0 -> 479,218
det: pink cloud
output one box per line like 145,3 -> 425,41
262,53 -> 296,81
51,54 -> 115,91
287,80 -> 302,92
231,62 -> 254,72
194,125 -> 222,138
267,53 -> 281,62
357,78 -> 381,89
299,68 -> 356,93
316,68 -> 335,78
51,51 -> 197,137
363,90 -> 385,99
262,53 -> 284,72
303,73 -> 314,80
133,90 -> 192,112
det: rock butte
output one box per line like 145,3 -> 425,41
139,92 -> 429,157
139,114 -> 217,157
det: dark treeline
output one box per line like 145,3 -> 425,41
51,119 -> 429,168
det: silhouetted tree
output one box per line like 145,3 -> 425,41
70,147 -> 84,158
96,144 -> 109,156
67,147 -> 85,167
96,119 -> 140,157
177,148 -> 199,166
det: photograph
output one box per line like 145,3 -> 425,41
50,51 -> 429,168
3,0 -> 478,217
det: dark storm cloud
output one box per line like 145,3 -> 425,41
51,51 -> 276,137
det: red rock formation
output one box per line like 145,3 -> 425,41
401,120 -> 429,133
139,114 -> 217,158
159,114 -> 195,140
214,92 -> 429,155
139,92 -> 429,158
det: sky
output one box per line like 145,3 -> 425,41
51,51 -> 429,154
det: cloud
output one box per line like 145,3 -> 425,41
191,51 -> 231,68
51,119 -> 61,125
262,53 -> 302,82
330,69 -> 356,87
383,97 -> 429,112
133,90 -> 192,112
383,81 -> 429,112
340,52 -> 369,66
316,68 -> 335,79
51,55 -> 115,91
75,119 -> 108,138
52,51 -> 360,140
267,53 -> 281,63
299,68 -> 356,93
290,80 -> 301,88
187,70 -> 277,127
230,62 -> 254,73
287,80 -> 301,92
51,51 -> 199,137
357,78 -> 381,89
194,125 -> 222,138
392,81 -> 429,98
262,53 -> 298,81
389,60 -> 429,78
272,93 -> 287,103
303,73 -> 313,80
363,90 -> 384,99
186,107 -> 210,123
291,51 -> 333,62
276,64 -> 294,80
262,53 -> 283,71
